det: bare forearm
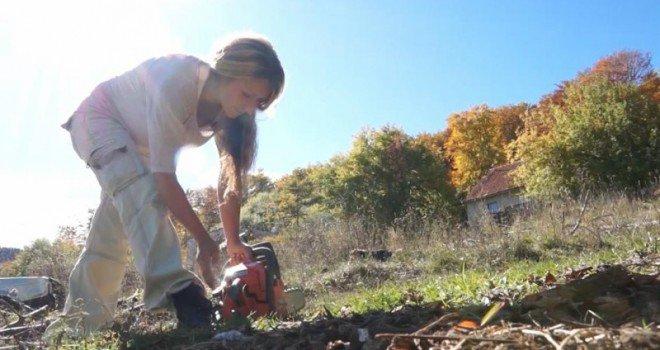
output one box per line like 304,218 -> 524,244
218,188 -> 242,245
153,172 -> 212,245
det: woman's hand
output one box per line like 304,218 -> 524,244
226,240 -> 253,265
153,172 -> 220,287
196,238 -> 220,289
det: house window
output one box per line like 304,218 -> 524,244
486,201 -> 499,214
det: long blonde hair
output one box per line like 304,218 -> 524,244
213,35 -> 285,199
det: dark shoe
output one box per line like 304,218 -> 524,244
170,283 -> 213,328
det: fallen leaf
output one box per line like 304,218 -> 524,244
339,306 -> 352,317
454,319 -> 479,332
326,340 -> 350,350
545,272 -> 557,285
564,266 -> 593,281
388,337 -> 416,350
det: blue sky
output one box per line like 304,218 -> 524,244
0,0 -> 658,247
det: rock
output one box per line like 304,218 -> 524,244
212,329 -> 246,342
357,328 -> 370,342
349,249 -> 393,262
371,250 -> 393,262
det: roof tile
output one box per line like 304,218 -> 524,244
465,162 -> 522,202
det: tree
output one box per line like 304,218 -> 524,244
586,51 -> 653,85
273,167 -> 323,226
187,186 -> 220,230
177,171 -> 275,233
241,190 -> 279,232
444,104 -> 528,192
321,126 -> 458,228
0,237 -> 82,287
56,224 -> 86,246
513,77 -> 659,197
639,71 -> 660,103
242,170 -> 275,204
530,51 -> 656,136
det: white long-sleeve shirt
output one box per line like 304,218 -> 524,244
65,54 -> 214,173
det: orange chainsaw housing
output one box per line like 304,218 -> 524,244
213,242 -> 286,320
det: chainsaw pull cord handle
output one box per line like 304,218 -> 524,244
227,245 -> 253,265
228,253 -> 245,265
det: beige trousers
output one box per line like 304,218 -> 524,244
45,114 -> 199,337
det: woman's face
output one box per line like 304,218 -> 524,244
219,77 -> 272,119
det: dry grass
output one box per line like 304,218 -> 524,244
273,191 -> 659,300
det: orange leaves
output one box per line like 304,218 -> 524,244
443,104 -> 528,192
544,272 -> 557,285
587,50 -> 653,85
451,301 -> 507,335
453,319 -> 479,333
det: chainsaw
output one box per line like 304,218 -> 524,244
211,242 -> 304,321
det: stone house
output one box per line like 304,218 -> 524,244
465,162 -> 528,225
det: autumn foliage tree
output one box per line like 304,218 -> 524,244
528,51 -> 657,135
510,50 -> 659,198
587,51 -> 654,85
513,77 -> 659,197
241,190 -> 279,232
444,104 -> 528,193
242,171 -> 275,204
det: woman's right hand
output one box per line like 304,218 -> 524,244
197,238 -> 220,289
226,240 -> 253,266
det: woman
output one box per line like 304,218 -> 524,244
46,35 -> 284,335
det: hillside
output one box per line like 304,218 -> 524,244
1,192 -> 655,349
0,247 -> 20,263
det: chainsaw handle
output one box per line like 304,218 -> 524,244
226,242 -> 254,266
249,242 -> 282,279
223,242 -> 281,276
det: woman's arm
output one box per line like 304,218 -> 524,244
218,190 -> 241,245
153,172 -> 219,287
218,188 -> 254,264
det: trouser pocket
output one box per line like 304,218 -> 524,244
91,146 -> 148,197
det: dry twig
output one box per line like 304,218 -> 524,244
375,332 -> 518,343
557,329 -> 582,349
414,312 -> 458,335
522,329 -> 561,349
0,323 -> 46,337
449,338 -> 467,350
568,191 -> 590,235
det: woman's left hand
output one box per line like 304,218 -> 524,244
197,237 -> 221,288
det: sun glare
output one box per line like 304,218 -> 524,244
0,1 -> 184,247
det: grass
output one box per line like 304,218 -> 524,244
292,193 -> 658,318
313,241 -> 653,318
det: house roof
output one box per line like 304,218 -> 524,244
465,162 -> 522,203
